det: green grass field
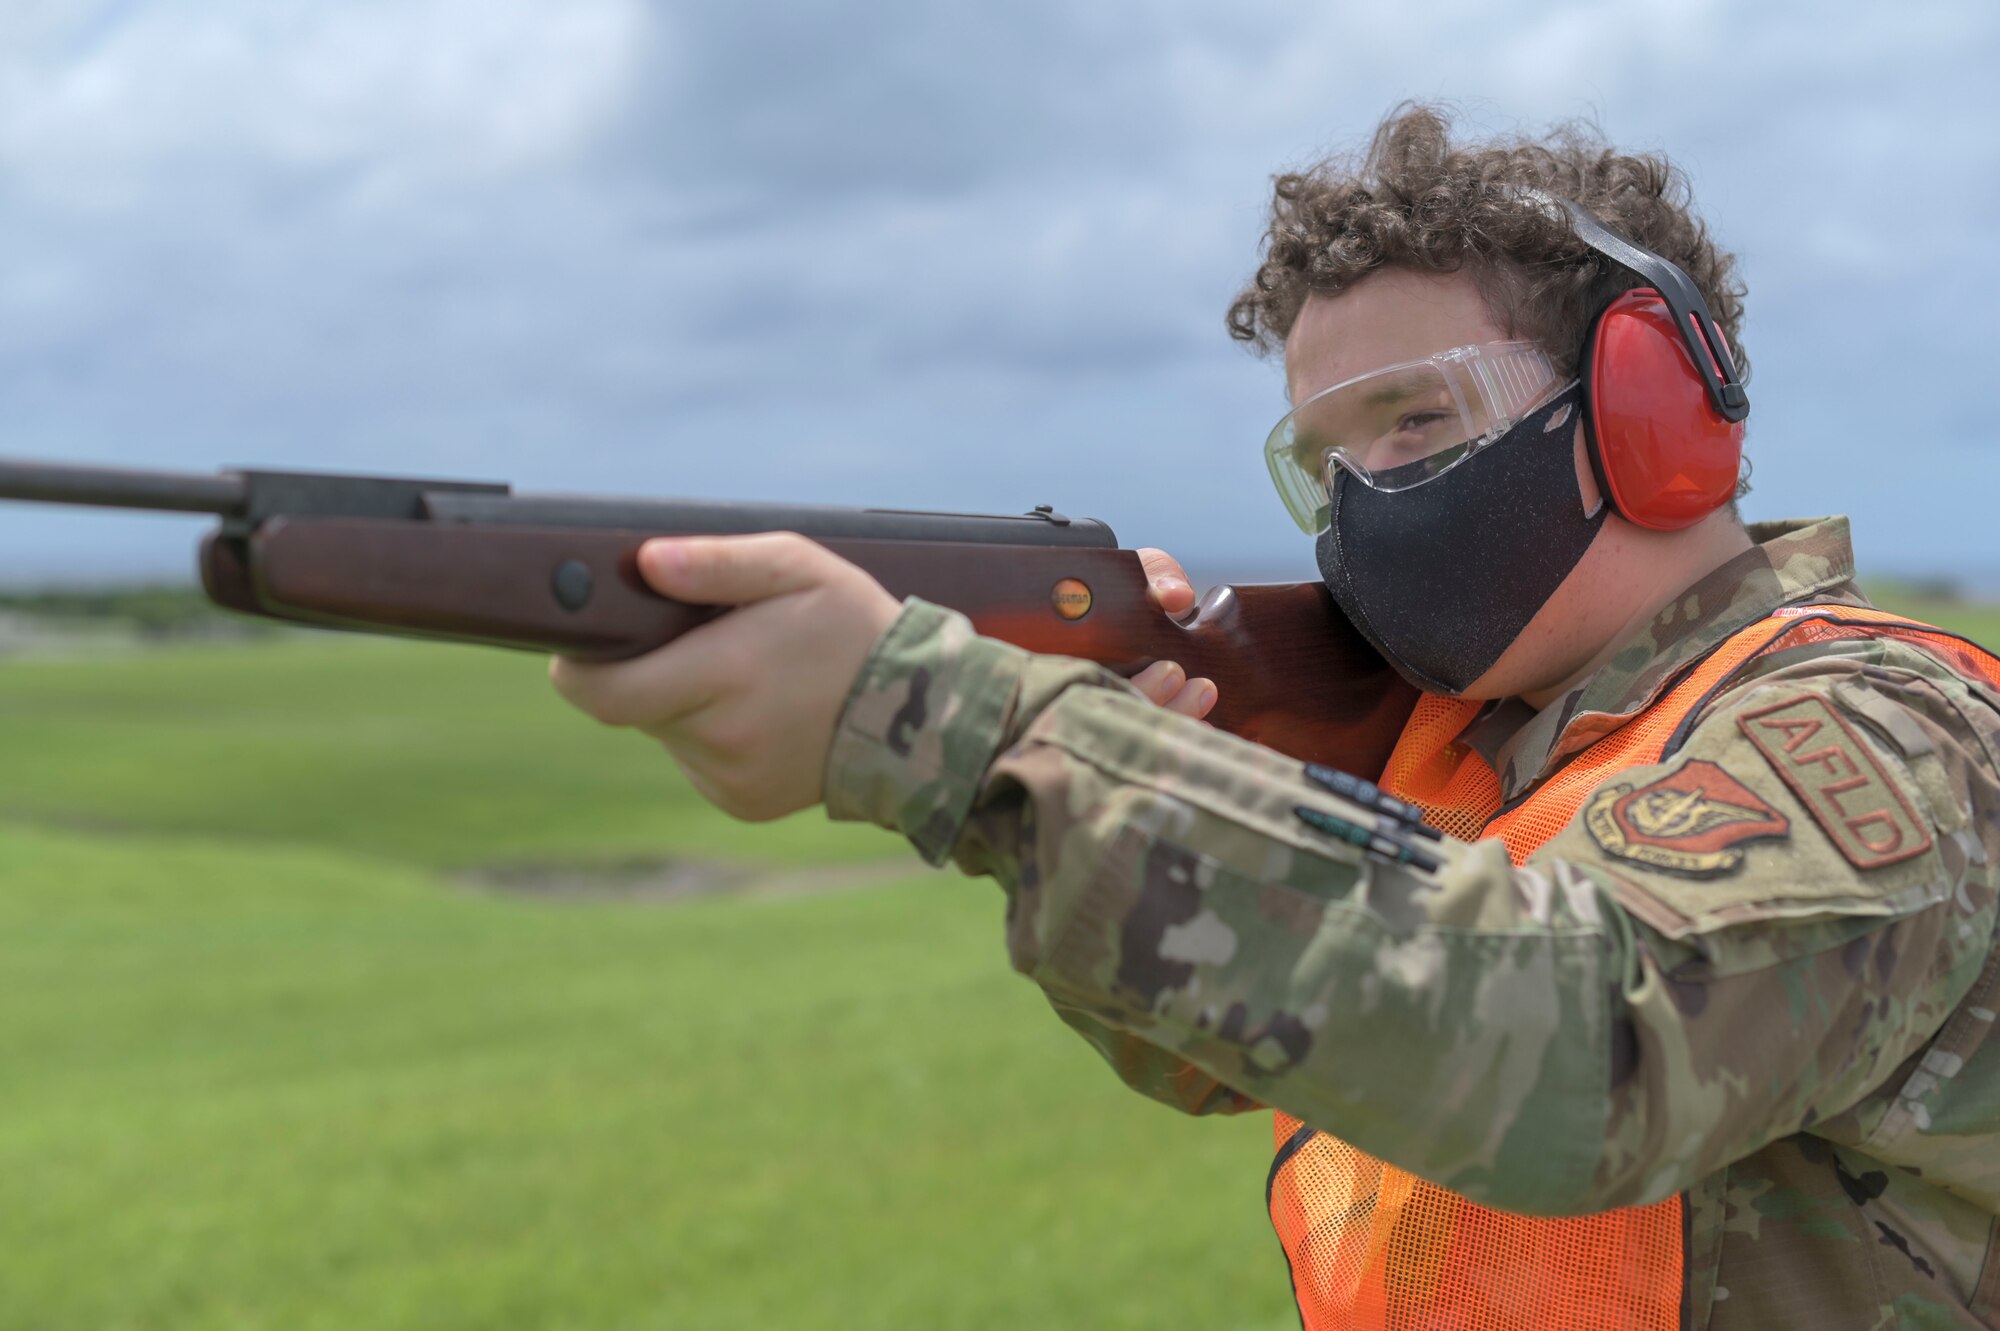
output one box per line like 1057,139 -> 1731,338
0,638 -> 1294,1331
5,589 -> 1990,1331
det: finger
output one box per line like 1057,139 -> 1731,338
635,533 -> 846,607
1131,659 -> 1186,706
1136,547 -> 1195,615
548,618 -> 745,729
1163,677 -> 1218,720
1136,548 -> 1190,582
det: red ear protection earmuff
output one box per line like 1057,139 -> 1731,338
1513,188 -> 1751,532
1582,288 -> 1747,530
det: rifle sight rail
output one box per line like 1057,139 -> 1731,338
0,457 -> 1118,547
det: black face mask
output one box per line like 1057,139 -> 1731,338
1315,383 -> 1604,696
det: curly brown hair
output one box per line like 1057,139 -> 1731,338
1227,104 -> 1746,379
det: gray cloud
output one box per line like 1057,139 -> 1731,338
0,0 -> 1995,584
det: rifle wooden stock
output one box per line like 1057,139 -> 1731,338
207,518 -> 1417,772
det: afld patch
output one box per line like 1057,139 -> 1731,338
1737,693 -> 1934,869
1584,759 -> 1791,876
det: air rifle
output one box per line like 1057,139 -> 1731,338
0,458 -> 1418,773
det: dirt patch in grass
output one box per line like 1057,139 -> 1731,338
455,856 -> 927,903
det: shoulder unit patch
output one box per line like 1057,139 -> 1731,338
1736,692 -> 1934,869
1584,758 -> 1791,876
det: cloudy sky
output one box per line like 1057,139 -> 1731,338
0,0 -> 1993,585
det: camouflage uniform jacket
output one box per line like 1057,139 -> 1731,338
824,517 -> 2000,1329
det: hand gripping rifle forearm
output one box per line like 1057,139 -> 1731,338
0,458 -> 1416,771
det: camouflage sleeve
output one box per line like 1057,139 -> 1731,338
826,602 -> 2000,1216
825,598 -> 1261,1116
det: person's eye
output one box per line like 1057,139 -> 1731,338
1371,412 -> 1454,461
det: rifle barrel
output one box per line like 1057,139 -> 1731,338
0,458 -> 247,516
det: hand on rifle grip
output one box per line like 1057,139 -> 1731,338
1133,547 -> 1217,721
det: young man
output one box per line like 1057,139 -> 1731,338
553,108 -> 2000,1329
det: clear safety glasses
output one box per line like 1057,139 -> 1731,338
1263,341 -> 1567,533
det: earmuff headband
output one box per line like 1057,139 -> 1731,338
1510,186 -> 1750,424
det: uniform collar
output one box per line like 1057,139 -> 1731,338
1463,516 -> 1865,801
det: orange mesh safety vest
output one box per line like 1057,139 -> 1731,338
1268,606 -> 2000,1331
